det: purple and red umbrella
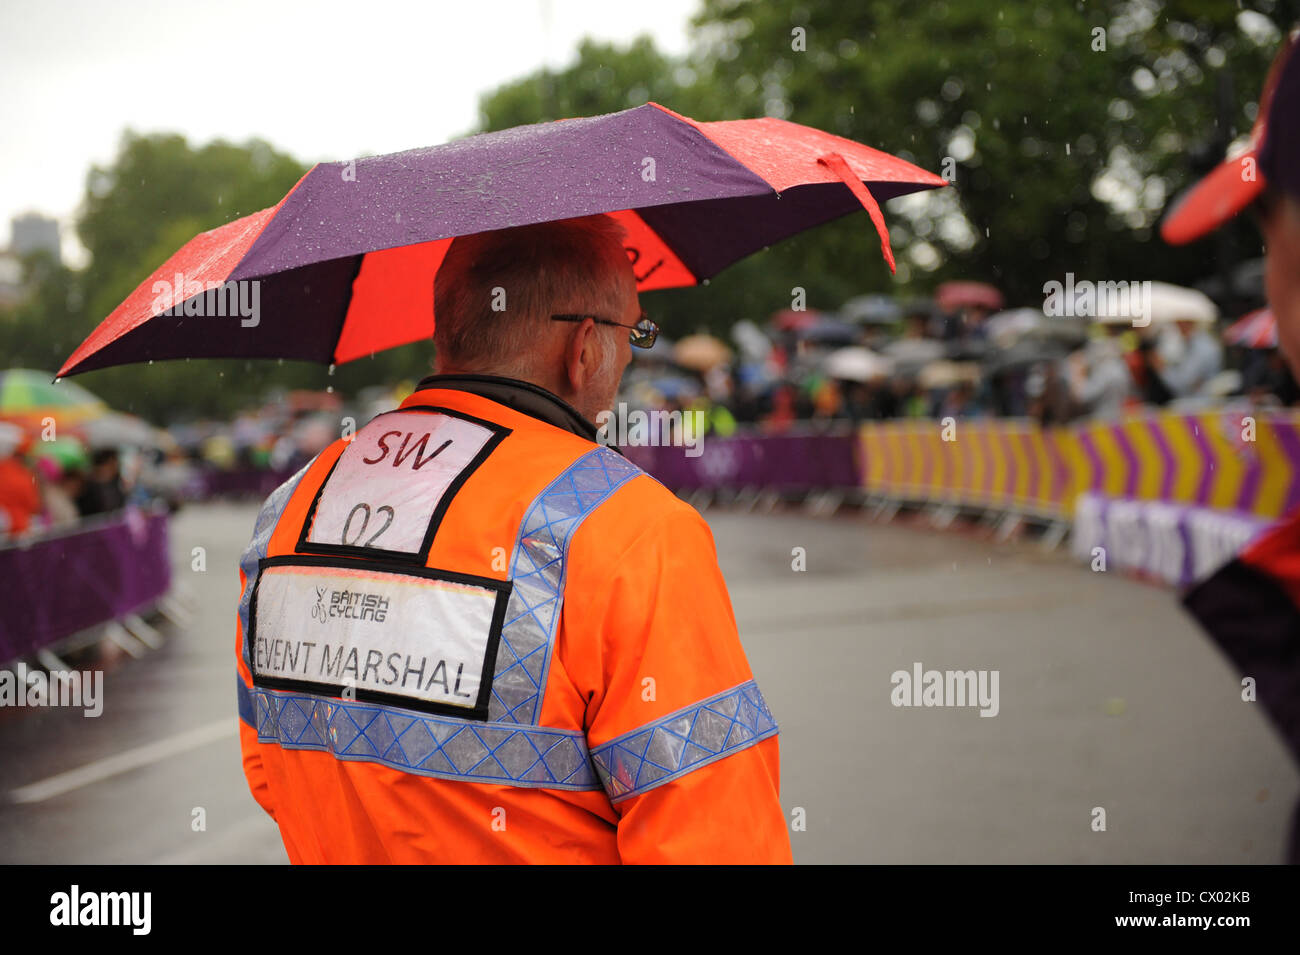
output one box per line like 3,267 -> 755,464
934,280 -> 1004,313
1223,307 -> 1278,349
59,102 -> 946,377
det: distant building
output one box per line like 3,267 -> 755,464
0,213 -> 62,308
0,252 -> 23,308
11,213 -> 61,264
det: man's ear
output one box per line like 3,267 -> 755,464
563,317 -> 596,393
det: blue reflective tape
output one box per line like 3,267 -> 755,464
237,675 -> 256,728
490,447 -> 642,725
590,680 -> 779,803
252,687 -> 601,790
238,461 -> 312,667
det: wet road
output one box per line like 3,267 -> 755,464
2,501 -> 1296,863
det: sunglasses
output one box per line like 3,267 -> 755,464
551,310 -> 659,349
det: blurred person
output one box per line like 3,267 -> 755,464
936,381 -> 982,419
1066,328 -> 1134,419
900,310 -> 932,341
235,215 -> 790,864
33,457 -> 80,528
1163,30 -> 1300,862
761,382 -> 798,432
0,436 -> 40,539
864,379 -> 901,419
59,467 -> 88,517
76,447 -> 127,516
707,400 -> 737,437
843,381 -> 875,422
900,378 -> 930,418
1244,349 -> 1300,405
1127,336 -> 1175,406
812,376 -> 843,420
1028,360 -> 1078,426
1152,319 -> 1224,398
938,303 -> 993,343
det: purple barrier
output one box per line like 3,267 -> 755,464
623,431 -> 861,492
0,508 -> 172,664
199,467 -> 295,499
1069,492 -> 1271,588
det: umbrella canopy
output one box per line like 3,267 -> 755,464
0,369 -> 105,416
59,103 -> 946,378
1146,281 -> 1219,324
985,337 -> 1071,374
770,308 -> 822,332
796,317 -> 859,345
29,435 -> 90,472
76,411 -> 164,450
0,368 -> 109,440
839,294 -> 902,324
983,307 -> 1044,346
824,346 -> 893,382
935,281 -> 1004,312
882,336 -> 946,369
673,334 -> 733,372
730,319 -> 773,362
1094,281 -> 1218,325
918,360 -> 981,390
1224,307 -> 1277,348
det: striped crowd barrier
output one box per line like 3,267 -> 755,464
858,410 -> 1300,522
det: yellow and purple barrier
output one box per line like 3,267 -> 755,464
858,410 -> 1300,522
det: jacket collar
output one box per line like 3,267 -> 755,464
412,373 -> 599,442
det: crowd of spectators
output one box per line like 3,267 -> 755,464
621,280 -> 1296,434
0,430 -> 133,540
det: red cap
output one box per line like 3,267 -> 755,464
1161,31 -> 1298,245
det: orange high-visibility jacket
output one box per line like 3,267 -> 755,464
235,378 -> 791,863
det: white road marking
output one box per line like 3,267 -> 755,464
7,719 -> 233,804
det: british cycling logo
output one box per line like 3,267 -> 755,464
311,588 -> 391,624
49,886 -> 150,935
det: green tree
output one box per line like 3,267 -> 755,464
479,0 -> 1296,330
1,132 -> 433,421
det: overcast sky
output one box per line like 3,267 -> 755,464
0,0 -> 699,264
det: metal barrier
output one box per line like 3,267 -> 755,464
0,507 -> 175,667
621,428 -> 861,494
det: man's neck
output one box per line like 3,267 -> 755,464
413,372 -> 600,442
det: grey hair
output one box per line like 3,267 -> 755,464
433,214 -> 632,375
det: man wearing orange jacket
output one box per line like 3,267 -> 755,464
235,214 -> 792,863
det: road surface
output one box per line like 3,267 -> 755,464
1,500 -> 1295,863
